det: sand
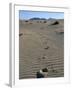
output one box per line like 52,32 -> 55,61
19,19 -> 64,79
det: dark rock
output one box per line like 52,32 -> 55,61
42,68 -> 48,72
58,32 -> 64,34
36,72 -> 44,78
25,20 -> 28,22
51,21 -> 59,25
43,21 -> 47,23
19,33 -> 23,36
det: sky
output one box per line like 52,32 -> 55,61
19,10 -> 64,20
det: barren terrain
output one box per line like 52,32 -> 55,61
19,19 -> 64,79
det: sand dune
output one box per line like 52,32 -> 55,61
19,19 -> 64,79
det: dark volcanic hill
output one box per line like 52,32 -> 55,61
29,17 -> 46,20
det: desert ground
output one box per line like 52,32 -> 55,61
19,19 -> 64,79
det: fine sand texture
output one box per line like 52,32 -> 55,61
19,19 -> 64,79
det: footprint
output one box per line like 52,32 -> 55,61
51,69 -> 58,73
44,46 -> 49,50
42,56 -> 46,59
42,55 -> 48,59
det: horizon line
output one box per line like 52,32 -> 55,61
19,18 -> 64,20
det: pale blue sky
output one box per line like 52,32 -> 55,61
19,10 -> 64,20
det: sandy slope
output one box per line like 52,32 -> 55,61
19,19 -> 64,79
